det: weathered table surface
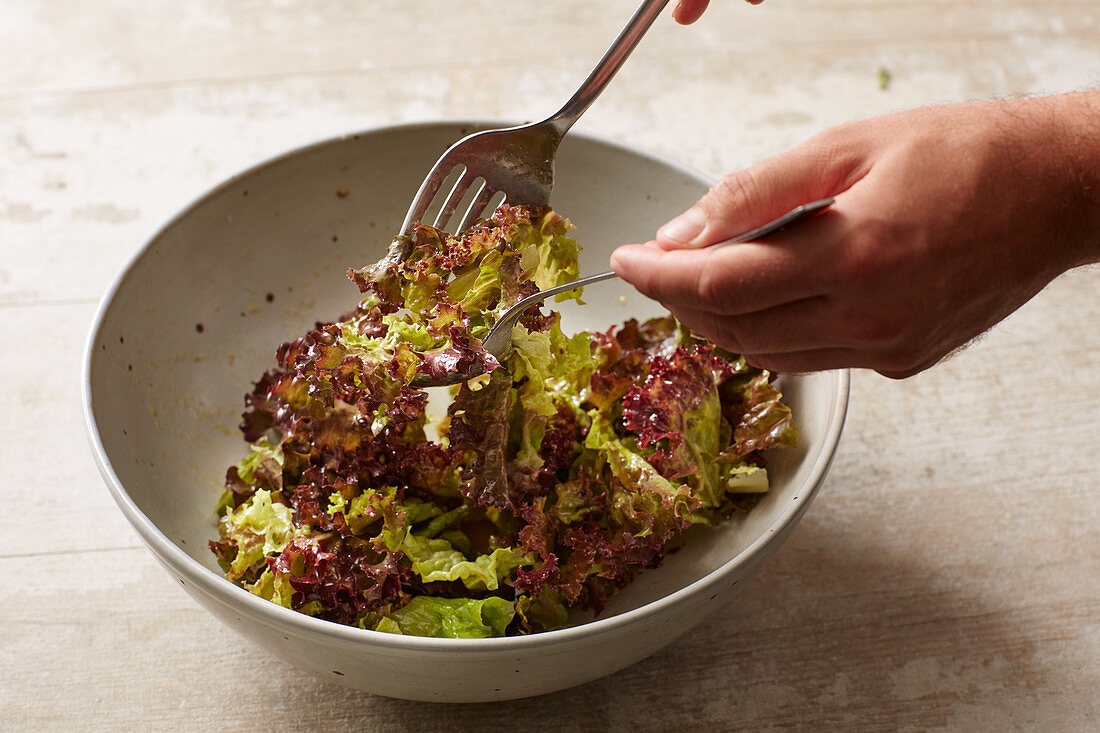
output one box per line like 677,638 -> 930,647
2,1 -> 1097,729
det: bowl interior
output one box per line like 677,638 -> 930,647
88,122 -> 843,626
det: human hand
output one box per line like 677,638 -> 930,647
673,0 -> 764,26
610,93 -> 1100,377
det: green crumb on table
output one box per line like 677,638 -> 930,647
877,67 -> 892,91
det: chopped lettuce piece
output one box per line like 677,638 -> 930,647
730,373 -> 799,455
397,533 -> 532,591
585,413 -> 699,540
376,596 -> 515,638
722,465 -> 770,493
235,439 -> 285,485
217,489 -> 297,581
515,590 -> 570,633
247,567 -> 296,609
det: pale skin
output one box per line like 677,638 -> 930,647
611,3 -> 1100,378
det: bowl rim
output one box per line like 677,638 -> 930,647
83,119 -> 849,654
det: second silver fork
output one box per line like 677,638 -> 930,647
400,0 -> 672,237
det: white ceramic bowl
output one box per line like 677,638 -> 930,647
84,121 -> 848,702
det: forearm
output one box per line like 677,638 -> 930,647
1025,90 -> 1100,270
951,90 -> 1100,292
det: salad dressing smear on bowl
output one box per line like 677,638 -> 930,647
209,204 -> 797,638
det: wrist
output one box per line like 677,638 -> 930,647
1009,92 -> 1100,271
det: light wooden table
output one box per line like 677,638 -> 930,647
2,1 -> 1097,729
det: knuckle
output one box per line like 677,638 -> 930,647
848,312 -> 905,347
838,221 -> 891,284
710,170 -> 760,211
803,127 -> 848,161
805,123 -> 863,165
694,265 -> 740,314
678,307 -> 744,354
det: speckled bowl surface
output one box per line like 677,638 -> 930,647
84,121 -> 848,702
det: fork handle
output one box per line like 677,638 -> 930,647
547,0 -> 672,135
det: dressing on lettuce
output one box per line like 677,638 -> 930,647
209,204 -> 796,637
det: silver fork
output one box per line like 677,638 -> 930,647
411,197 -> 834,387
400,0 -> 672,237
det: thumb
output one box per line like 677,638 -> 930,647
657,135 -> 866,248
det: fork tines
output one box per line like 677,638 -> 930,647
403,164 -> 506,237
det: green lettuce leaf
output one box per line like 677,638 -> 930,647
585,413 -> 699,539
515,590 -> 570,633
246,567 -> 296,608
720,464 -> 770,493
218,489 -> 297,581
529,210 -> 582,297
397,533 -> 532,590
375,596 -> 515,638
235,438 -> 285,485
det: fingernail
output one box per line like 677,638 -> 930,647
657,208 -> 705,245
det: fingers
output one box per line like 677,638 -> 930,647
673,0 -> 764,25
747,345 -> 956,376
744,348 -> 859,374
611,241 -> 818,316
664,295 -> 866,373
612,206 -> 844,315
663,300 -> 964,377
656,134 -> 869,249
664,296 -> 837,355
672,0 -> 710,25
